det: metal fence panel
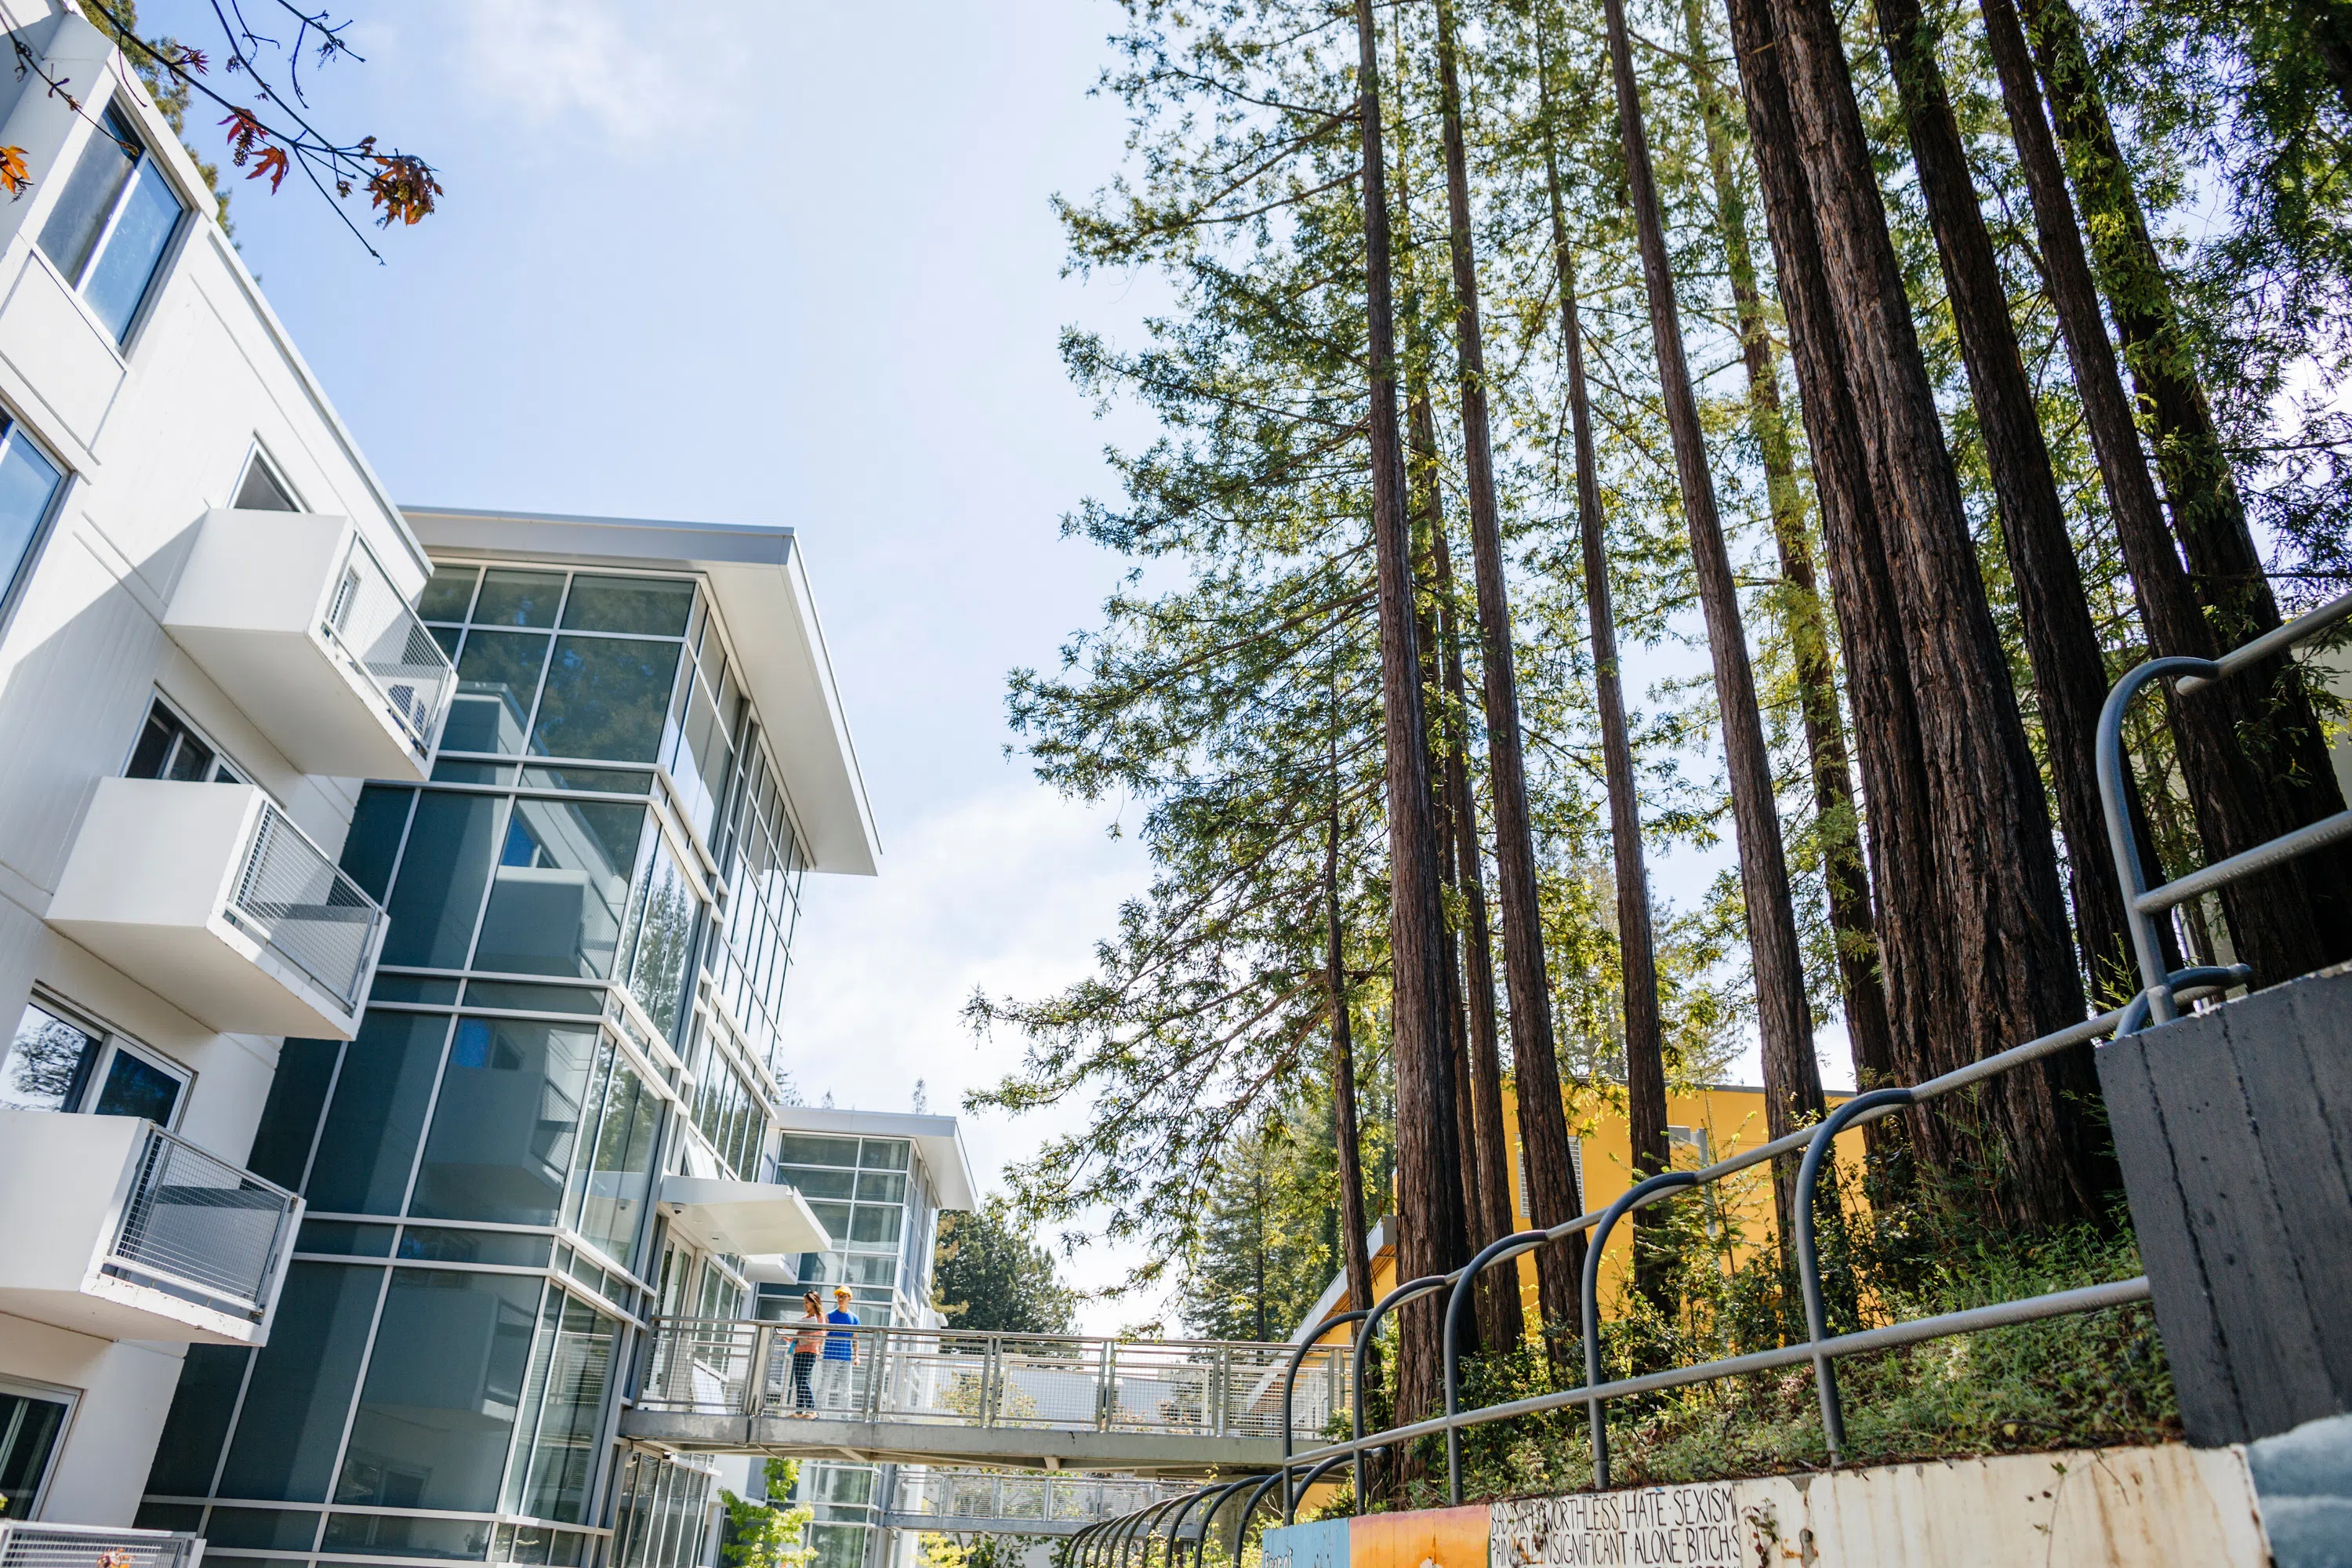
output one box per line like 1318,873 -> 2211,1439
0,1524 -> 201,1568
226,800 -> 386,1010
109,1123 -> 298,1319
322,535 -> 456,758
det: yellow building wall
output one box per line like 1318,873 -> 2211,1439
1301,1083 -> 1871,1348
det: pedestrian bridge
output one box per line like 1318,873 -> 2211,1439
621,1319 -> 1352,1473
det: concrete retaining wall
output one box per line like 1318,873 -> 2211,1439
1259,1441 -> 2276,1568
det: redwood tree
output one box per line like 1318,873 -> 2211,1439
1352,0 -> 1470,1427
1601,0 -> 1824,1248
1761,0 -> 2116,1228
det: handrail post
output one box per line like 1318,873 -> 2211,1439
1280,1308 -> 1367,1525
1793,1090 -> 1911,1464
2096,655 -> 2213,1023
1348,1274 -> 1452,1512
1583,1172 -> 1698,1490
1443,1227 -> 1548,1504
1098,1338 -> 1116,1431
982,1334 -> 1001,1428
744,1323 -> 775,1417
1234,1472 -> 1286,1568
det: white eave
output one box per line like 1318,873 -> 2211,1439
401,507 -> 880,875
776,1105 -> 978,1211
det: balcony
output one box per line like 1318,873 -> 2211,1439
658,1175 -> 830,1257
0,1110 -> 302,1344
164,508 -> 454,781
49,779 -> 387,1039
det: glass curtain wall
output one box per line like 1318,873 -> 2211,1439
761,1137 -> 931,1324
140,564 -> 816,1568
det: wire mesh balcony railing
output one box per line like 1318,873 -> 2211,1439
321,532 -> 456,762
635,1320 -> 1352,1442
223,797 -> 387,1011
107,1121 -> 301,1323
889,1469 -> 1192,1530
0,1520 -> 203,1568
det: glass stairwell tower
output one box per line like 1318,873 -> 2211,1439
136,513 -> 886,1568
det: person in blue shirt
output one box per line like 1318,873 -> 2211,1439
816,1285 -> 859,1411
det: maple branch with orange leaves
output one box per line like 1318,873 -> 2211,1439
60,0 -> 443,259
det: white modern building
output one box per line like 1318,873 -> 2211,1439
0,11 -> 964,1568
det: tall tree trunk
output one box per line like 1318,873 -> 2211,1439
1719,0 -> 1934,1192
1764,0 -> 2115,1229
1678,0 -> 1897,1112
1529,34 -> 1613,1373
2019,0 -> 2352,972
1873,0 -> 2134,1006
1409,400 -> 1489,1359
1432,0 -> 1584,1351
1353,0 -> 1467,1428
1601,0 -> 1821,1259
1323,764 -> 1378,1377
1974,0 -> 2336,996
1431,515 -> 1527,1352
1397,78 -> 1496,1359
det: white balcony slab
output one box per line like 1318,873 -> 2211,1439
48,778 -> 384,1038
165,508 -> 452,781
0,1109 -> 301,1345
659,1175 -> 831,1257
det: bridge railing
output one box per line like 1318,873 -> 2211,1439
890,1468 -> 1192,1528
634,1319 -> 1352,1440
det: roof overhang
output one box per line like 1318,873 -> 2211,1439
659,1175 -> 833,1256
401,506 -> 880,875
775,1105 -> 979,1210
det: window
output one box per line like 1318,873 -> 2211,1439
410,1018 -> 600,1226
1516,1138 -> 1586,1218
0,1377 -> 75,1519
0,997 -> 187,1123
36,105 -> 187,343
336,1269 -> 542,1513
125,695 -> 243,783
1667,1125 -> 1712,1167
233,449 -> 299,512
0,413 -> 64,615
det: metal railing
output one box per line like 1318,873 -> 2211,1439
1070,590 -> 2352,1558
107,1121 -> 301,1323
634,1319 -> 1351,1442
321,532 -> 456,762
223,797 -> 387,1011
888,1469 -> 1191,1530
0,1522 -> 202,1568
2099,586 -> 2352,1029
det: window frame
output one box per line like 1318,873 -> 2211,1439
0,1372 -> 82,1520
230,444 -> 302,512
34,98 -> 193,353
5,989 -> 191,1127
122,691 -> 248,785
0,408 -> 71,636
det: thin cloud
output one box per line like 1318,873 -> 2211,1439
448,0 -> 749,147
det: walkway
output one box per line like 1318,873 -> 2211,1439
621,1319 -> 1352,1473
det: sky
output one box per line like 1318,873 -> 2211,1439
138,0 -> 1785,1330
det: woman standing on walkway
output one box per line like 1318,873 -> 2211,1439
791,1290 -> 823,1414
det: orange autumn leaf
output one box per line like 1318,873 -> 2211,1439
0,145 -> 27,198
247,143 -> 289,191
